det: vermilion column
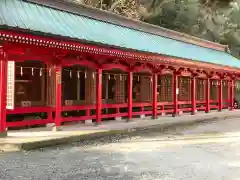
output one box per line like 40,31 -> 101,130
191,76 -> 196,115
218,79 -> 223,111
230,79 -> 235,110
54,64 -> 62,130
128,71 -> 133,121
96,68 -> 102,124
172,73 -> 178,117
0,52 -> 7,137
205,78 -> 210,113
152,73 -> 158,119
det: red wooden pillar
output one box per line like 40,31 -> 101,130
191,76 -> 196,115
96,68 -> 102,124
0,54 -> 7,137
152,73 -> 158,119
54,64 -> 62,130
128,71 -> 133,121
218,79 -> 223,111
205,78 -> 210,113
230,79 -> 235,110
172,73 -> 178,117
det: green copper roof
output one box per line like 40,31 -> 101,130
0,0 -> 240,68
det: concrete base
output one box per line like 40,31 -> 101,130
84,119 -> 93,125
52,126 -> 62,132
178,111 -> 183,116
0,131 -> 7,138
140,114 -> 145,119
115,117 -> 122,121
191,110 -> 197,115
46,123 -> 55,128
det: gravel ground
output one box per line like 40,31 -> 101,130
1,118 -> 240,180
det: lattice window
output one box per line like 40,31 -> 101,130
178,76 -> 191,101
210,79 -> 218,100
196,78 -> 205,101
85,71 -> 96,105
140,76 -> 152,102
115,74 -> 126,103
222,80 -> 229,101
158,75 -> 173,102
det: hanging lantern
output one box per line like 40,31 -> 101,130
77,71 -> 80,79
92,72 -> 95,79
32,68 -> 34,76
108,74 -> 110,80
137,75 -> 139,82
120,74 -> 122,81
40,68 -> 42,76
70,70 -> 72,78
114,74 -> 116,80
20,67 -> 23,76
84,71 -> 87,79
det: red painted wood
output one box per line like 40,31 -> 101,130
152,73 -> 158,119
173,73 -> 178,116
1,30 -> 239,75
62,59 -> 98,69
7,107 -> 52,114
62,115 -> 96,122
55,64 -> 62,127
7,119 -> 54,128
230,79 -> 234,110
0,56 -> 7,132
205,78 -> 210,113
62,104 -> 96,111
96,68 -> 102,124
102,63 -> 129,72
218,79 -> 223,111
128,71 -> 133,120
191,77 -> 196,115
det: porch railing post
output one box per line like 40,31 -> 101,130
205,78 -> 210,113
0,49 -> 7,137
152,73 -> 158,119
54,64 -> 62,130
96,68 -> 102,124
218,79 -> 223,111
128,71 -> 133,121
173,73 -> 178,117
191,76 -> 196,115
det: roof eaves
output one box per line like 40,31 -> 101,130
23,0 -> 227,52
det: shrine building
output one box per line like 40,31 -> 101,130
0,0 -> 239,136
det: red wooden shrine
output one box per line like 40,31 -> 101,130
0,0 -> 239,136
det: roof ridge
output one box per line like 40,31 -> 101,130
23,0 -> 227,52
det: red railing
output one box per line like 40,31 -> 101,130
61,104 -> 96,122
102,103 -> 128,119
132,102 -> 152,116
210,100 -> 219,109
196,101 -> 206,111
222,100 -> 231,109
178,101 -> 192,112
157,102 -> 174,114
6,106 -> 53,128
